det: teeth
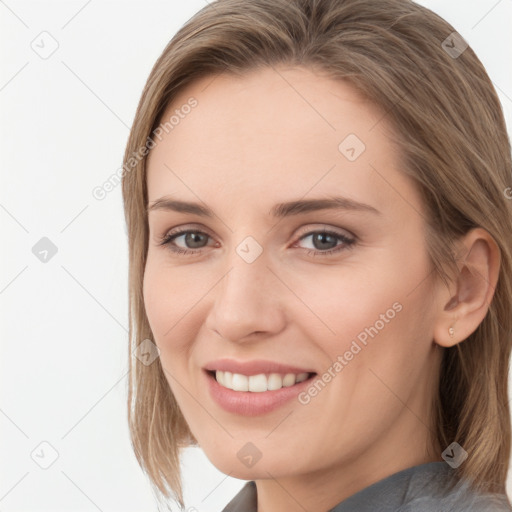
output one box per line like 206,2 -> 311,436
231,373 -> 249,391
214,371 -> 310,392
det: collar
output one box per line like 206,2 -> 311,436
221,461 -> 511,511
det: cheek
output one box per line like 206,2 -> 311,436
296,244 -> 433,367
287,265 -> 395,342
143,253 -> 201,340
142,255 -> 198,374
284,251 -> 436,450
142,258 -> 202,408
142,253 -> 226,399
143,259 -> 170,339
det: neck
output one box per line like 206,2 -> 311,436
254,423 -> 442,512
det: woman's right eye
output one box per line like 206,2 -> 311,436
159,229 -> 214,256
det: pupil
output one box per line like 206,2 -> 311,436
314,233 -> 336,250
186,232 -> 206,248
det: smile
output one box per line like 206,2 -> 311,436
204,368 -> 318,416
214,370 -> 311,392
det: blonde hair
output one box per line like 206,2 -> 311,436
122,0 -> 512,507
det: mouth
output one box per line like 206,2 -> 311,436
206,369 -> 317,392
203,358 -> 318,415
204,368 -> 318,415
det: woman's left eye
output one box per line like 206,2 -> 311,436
294,230 -> 356,256
158,228 -> 356,257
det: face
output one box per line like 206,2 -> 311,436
143,66 -> 443,485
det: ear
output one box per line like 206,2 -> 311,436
433,227 -> 501,348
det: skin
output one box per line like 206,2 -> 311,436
143,66 -> 500,512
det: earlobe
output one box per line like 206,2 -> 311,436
433,228 -> 501,348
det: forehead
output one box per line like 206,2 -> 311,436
146,66 -> 419,218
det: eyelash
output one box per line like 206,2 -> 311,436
157,227 -> 356,258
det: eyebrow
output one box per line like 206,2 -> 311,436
147,195 -> 381,217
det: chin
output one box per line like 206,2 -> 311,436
200,442 -> 301,481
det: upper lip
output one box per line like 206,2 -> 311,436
203,358 -> 316,376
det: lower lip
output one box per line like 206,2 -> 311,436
204,370 -> 316,416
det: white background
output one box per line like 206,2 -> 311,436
1,1 -> 511,510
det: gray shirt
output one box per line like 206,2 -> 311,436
221,461 -> 512,511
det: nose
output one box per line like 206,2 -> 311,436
204,250 -> 287,343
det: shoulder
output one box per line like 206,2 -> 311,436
221,481 -> 257,512
395,462 -> 512,512
398,482 -> 512,511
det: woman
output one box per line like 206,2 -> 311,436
121,0 -> 512,510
